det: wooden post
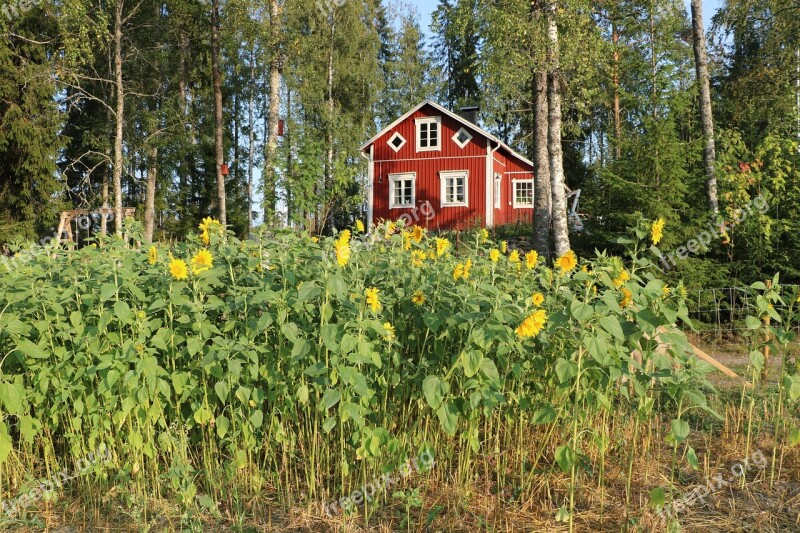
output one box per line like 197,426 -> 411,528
761,280 -> 772,384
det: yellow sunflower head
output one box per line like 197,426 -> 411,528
525,250 -> 538,269
382,322 -> 395,342
147,246 -> 158,265
411,225 -> 424,243
169,258 -> 189,281
191,249 -> 213,274
365,287 -> 381,313
501,241 -> 508,254
531,292 -> 544,306
412,290 -> 426,306
651,218 -> 665,245
556,250 -> 577,273
355,219 -> 365,233
334,230 -> 351,267
490,249 -> 500,262
515,309 -> 548,338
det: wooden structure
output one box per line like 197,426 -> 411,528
56,208 -> 136,245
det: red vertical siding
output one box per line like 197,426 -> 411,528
367,102 -> 539,230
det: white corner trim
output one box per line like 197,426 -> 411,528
512,178 -> 534,209
439,170 -> 468,207
388,172 -> 416,209
452,127 -> 473,149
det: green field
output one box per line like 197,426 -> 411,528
0,221 -> 798,531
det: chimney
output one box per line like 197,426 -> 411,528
459,105 -> 480,125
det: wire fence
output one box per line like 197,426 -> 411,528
690,285 -> 800,355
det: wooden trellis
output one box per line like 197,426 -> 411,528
55,208 -> 136,245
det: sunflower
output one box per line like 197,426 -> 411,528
509,249 -> 521,266
148,246 -> 158,265
402,231 -> 411,250
412,290 -> 426,306
662,285 -> 671,297
200,229 -> 210,246
463,258 -> 472,279
169,258 -> 189,281
501,241 -> 508,254
651,218 -> 665,245
411,250 -> 426,267
311,236 -> 319,243
435,237 -> 450,257
515,309 -> 548,338
613,269 -> 630,288
489,249 -> 500,262
411,225 -> 424,243
620,287 -> 633,307
480,228 -> 489,243
531,292 -> 544,306
556,250 -> 577,272
525,250 -> 538,269
198,217 -> 219,233
355,219 -> 365,233
385,221 -> 396,239
191,249 -> 213,274
334,230 -> 351,267
453,263 -> 465,281
365,287 -> 381,313
382,322 -> 395,342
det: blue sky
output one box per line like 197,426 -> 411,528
408,0 -> 723,37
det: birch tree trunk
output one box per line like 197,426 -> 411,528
533,71 -> 551,258
247,54 -> 255,233
264,0 -> 282,225
113,0 -> 124,236
547,6 -> 570,256
690,0 -> 719,215
211,0 -> 227,226
143,145 -> 157,243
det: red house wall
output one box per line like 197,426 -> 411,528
493,149 -> 534,226
371,105 -> 488,230
367,102 -> 537,230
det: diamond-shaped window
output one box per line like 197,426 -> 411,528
453,127 -> 473,148
388,132 -> 407,152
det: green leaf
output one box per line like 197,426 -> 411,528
322,389 -> 341,410
0,422 -> 13,464
555,358 -> 578,384
555,445 -> 576,473
462,350 -> 482,378
436,402 -> 459,435
686,446 -> 699,470
649,487 -> 666,511
670,419 -> 690,444
479,358 -> 500,385
113,300 -> 133,323
599,315 -> 624,341
194,407 -> 212,425
214,381 -> 230,403
423,375 -> 446,410
0,381 -> 24,415
745,316 -> 762,330
532,404 -> 557,424
249,409 -> 264,428
216,415 -> 230,438
570,300 -> 593,323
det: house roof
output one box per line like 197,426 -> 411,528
360,99 -> 535,169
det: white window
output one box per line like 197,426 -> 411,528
440,170 -> 468,207
387,132 -> 406,153
494,174 -> 502,209
389,172 -> 415,208
415,117 -> 441,151
513,179 -> 534,208
452,127 -> 473,149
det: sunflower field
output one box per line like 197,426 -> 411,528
0,220 -> 798,531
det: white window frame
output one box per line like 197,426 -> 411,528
494,173 -> 502,209
389,172 -> 416,209
452,127 -> 473,149
439,170 -> 468,207
512,179 -> 534,209
415,116 -> 441,152
387,131 -> 406,153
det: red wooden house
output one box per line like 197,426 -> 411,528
360,100 -> 537,230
